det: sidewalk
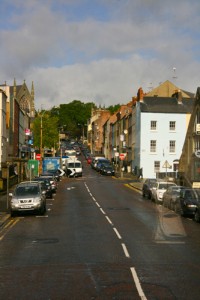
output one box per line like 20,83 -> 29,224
0,192 -> 10,227
114,171 -> 143,191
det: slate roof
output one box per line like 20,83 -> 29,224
140,97 -> 195,114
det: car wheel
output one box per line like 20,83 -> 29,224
179,206 -> 185,216
10,210 -> 15,217
142,191 -> 145,198
147,192 -> 151,200
39,204 -> 46,215
194,210 -> 200,223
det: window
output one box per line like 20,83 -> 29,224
169,140 -> 176,153
194,135 -> 200,151
169,121 -> 176,131
150,140 -> 156,152
154,161 -> 160,173
151,121 -> 157,130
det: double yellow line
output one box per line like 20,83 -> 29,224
0,218 -> 19,241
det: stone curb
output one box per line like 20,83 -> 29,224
128,182 -> 143,191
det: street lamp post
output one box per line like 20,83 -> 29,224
78,123 -> 87,143
39,110 -> 46,174
40,115 -> 43,158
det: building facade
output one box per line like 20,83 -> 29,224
179,87 -> 200,187
132,91 -> 194,178
0,79 -> 35,181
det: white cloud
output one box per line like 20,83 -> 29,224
0,0 -> 200,110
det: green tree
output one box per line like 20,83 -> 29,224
52,100 -> 94,138
107,104 -> 121,114
32,111 -> 59,151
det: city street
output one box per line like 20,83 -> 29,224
0,161 -> 200,299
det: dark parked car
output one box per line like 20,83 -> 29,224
9,181 -> 46,216
96,160 -> 111,172
163,186 -> 187,209
100,164 -> 115,176
42,169 -> 62,181
33,177 -> 54,199
40,174 -> 57,193
193,191 -> 200,222
91,157 -> 106,170
142,178 -> 157,199
173,188 -> 199,217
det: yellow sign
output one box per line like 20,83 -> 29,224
192,182 -> 200,188
162,160 -> 171,168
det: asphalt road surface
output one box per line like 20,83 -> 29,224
0,160 -> 200,299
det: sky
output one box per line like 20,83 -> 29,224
0,0 -> 200,110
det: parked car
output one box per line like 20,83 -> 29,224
142,178 -> 157,199
96,159 -> 110,172
40,174 -> 57,193
9,181 -> 46,216
42,169 -> 63,181
173,188 -> 199,217
163,185 -> 188,210
100,164 -> 115,176
151,181 -> 177,203
87,156 -> 92,164
163,186 -> 187,209
193,191 -> 200,222
91,156 -> 106,170
33,177 -> 54,199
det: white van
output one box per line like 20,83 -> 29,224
65,149 -> 77,159
66,159 -> 83,177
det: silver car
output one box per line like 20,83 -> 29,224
9,182 -> 46,217
151,181 -> 177,203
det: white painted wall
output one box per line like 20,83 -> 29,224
140,112 -> 188,178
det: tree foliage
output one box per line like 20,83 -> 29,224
50,100 -> 94,138
32,111 -> 59,150
32,100 -> 120,150
107,104 -> 121,114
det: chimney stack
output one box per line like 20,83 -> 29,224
137,87 -> 144,102
177,89 -> 182,104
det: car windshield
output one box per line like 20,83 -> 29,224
184,190 -> 199,199
75,162 -> 81,167
158,183 -> 175,189
104,165 -> 113,169
149,180 -> 157,187
15,185 -> 39,196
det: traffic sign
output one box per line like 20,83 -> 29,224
162,160 -> 171,168
36,153 -> 41,160
119,153 -> 126,160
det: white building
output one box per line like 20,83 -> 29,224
132,92 -> 194,178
